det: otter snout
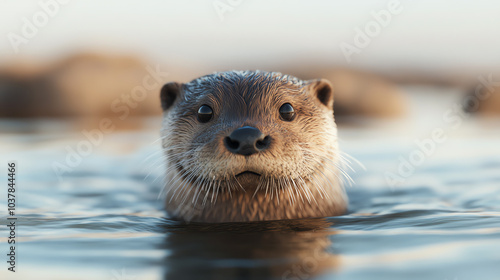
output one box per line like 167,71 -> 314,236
224,126 -> 271,156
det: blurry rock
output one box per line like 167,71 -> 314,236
285,68 -> 407,118
328,69 -> 407,118
463,85 -> 500,116
0,72 -> 63,118
50,53 -> 166,118
0,53 -> 188,122
1,57 -> 407,122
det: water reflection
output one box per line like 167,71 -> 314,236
160,218 -> 339,280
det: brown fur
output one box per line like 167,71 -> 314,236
160,71 -> 347,223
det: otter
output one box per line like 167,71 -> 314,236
160,70 -> 348,223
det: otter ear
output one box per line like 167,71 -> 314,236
160,82 -> 182,111
307,79 -> 334,109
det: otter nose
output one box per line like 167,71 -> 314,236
224,126 -> 271,156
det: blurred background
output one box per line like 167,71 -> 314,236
1,0 -> 500,126
1,1 -> 500,280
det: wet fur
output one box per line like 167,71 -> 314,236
160,70 -> 349,222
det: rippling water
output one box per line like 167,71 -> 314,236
1,91 -> 500,280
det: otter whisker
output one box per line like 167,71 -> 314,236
160,70 -> 349,222
170,162 -> 203,202
163,163 -> 185,198
340,151 -> 366,171
252,176 -> 263,198
233,175 -> 244,191
182,164 -> 212,206
226,177 -> 235,199
191,174 -> 211,205
304,154 -> 339,187
291,177 -> 302,204
305,150 -> 354,187
202,177 -> 217,206
275,177 -> 281,205
142,144 -> 190,171
211,180 -> 221,204
181,159 -> 216,204
285,177 -> 296,205
264,177 -> 270,199
290,175 -> 307,203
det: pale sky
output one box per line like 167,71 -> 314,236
1,0 -> 500,78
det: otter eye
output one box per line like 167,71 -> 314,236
279,103 -> 295,121
197,105 -> 213,123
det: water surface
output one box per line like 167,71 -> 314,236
1,92 -> 500,280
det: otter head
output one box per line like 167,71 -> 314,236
160,70 -> 347,222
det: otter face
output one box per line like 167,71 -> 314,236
160,71 -> 345,222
